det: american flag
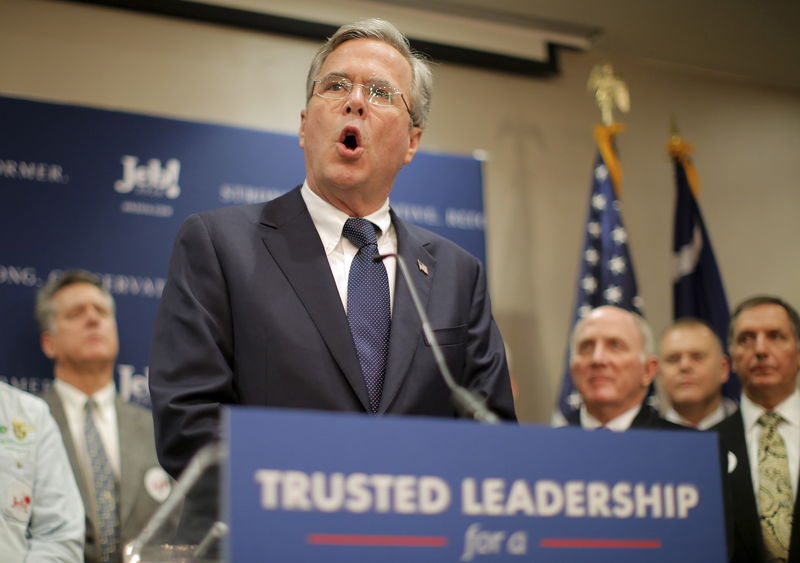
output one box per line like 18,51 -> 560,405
553,136 -> 643,423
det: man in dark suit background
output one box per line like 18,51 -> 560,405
36,270 -> 172,563
563,306 -> 678,430
148,18 -> 516,481
714,296 -> 800,563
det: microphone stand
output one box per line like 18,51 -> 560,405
377,253 -> 500,424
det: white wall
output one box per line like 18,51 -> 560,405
3,0 -> 799,422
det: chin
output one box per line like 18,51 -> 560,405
585,392 -> 619,405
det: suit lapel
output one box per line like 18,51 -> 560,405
42,390 -> 93,505
259,188 -> 369,411
116,397 -> 137,527
42,388 -> 100,562
379,215 -> 434,412
721,411 -> 763,561
790,454 -> 800,561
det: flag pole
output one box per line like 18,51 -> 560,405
553,64 -> 643,425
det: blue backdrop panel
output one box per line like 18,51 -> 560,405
0,95 -> 486,403
225,408 -> 726,562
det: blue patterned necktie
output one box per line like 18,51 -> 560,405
342,218 -> 391,413
85,399 -> 119,563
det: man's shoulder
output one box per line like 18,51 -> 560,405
192,200 -> 270,225
190,186 -> 303,227
393,213 -> 480,264
0,381 -> 50,415
117,398 -> 155,425
710,410 -> 745,440
39,385 -> 57,403
0,383 -> 55,441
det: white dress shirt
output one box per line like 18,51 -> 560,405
740,389 -> 800,502
580,403 -> 641,431
52,378 -> 121,481
664,397 -> 738,430
301,181 -> 397,313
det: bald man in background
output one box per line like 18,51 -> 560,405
658,318 -> 736,430
565,306 -> 680,431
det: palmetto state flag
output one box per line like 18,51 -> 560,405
670,137 -> 739,399
553,125 -> 644,424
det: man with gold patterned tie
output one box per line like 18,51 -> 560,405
714,296 -> 800,562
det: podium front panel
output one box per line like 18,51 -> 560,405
224,408 -> 725,562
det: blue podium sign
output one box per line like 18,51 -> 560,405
224,408 -> 726,562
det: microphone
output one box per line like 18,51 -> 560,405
375,253 -> 500,424
192,521 -> 229,560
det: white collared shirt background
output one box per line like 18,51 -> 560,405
52,378 -> 121,481
740,389 -> 800,502
579,402 -> 641,431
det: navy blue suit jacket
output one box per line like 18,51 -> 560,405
714,411 -> 800,563
149,187 -> 516,478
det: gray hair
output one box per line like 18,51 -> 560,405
35,269 -> 115,333
305,18 -> 433,129
571,306 -> 655,361
729,295 -> 800,351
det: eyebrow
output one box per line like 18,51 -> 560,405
320,72 -> 350,81
320,72 -> 394,87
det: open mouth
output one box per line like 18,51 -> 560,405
340,127 -> 361,151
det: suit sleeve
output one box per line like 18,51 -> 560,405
149,214 -> 238,479
462,256 -> 517,421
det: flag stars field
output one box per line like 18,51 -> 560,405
608,256 -> 626,275
592,193 -> 607,211
611,226 -> 627,245
604,285 -> 623,304
582,275 -> 598,294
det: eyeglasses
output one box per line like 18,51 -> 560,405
313,77 -> 411,117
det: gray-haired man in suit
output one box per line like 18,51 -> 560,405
37,270 -> 172,563
715,296 -> 800,563
148,18 -> 516,481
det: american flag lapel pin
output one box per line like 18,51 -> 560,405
417,259 -> 429,276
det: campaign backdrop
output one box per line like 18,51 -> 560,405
225,408 -> 726,562
0,95 -> 487,404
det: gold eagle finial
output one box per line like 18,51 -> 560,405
588,64 -> 630,126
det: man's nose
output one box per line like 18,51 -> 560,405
678,355 -> 692,371
344,84 -> 367,116
754,333 -> 768,355
84,308 -> 101,324
591,343 -> 607,362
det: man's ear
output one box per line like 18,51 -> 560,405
40,332 -> 55,359
299,109 -> 307,148
642,355 -> 659,387
403,126 -> 422,165
719,355 -> 730,384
